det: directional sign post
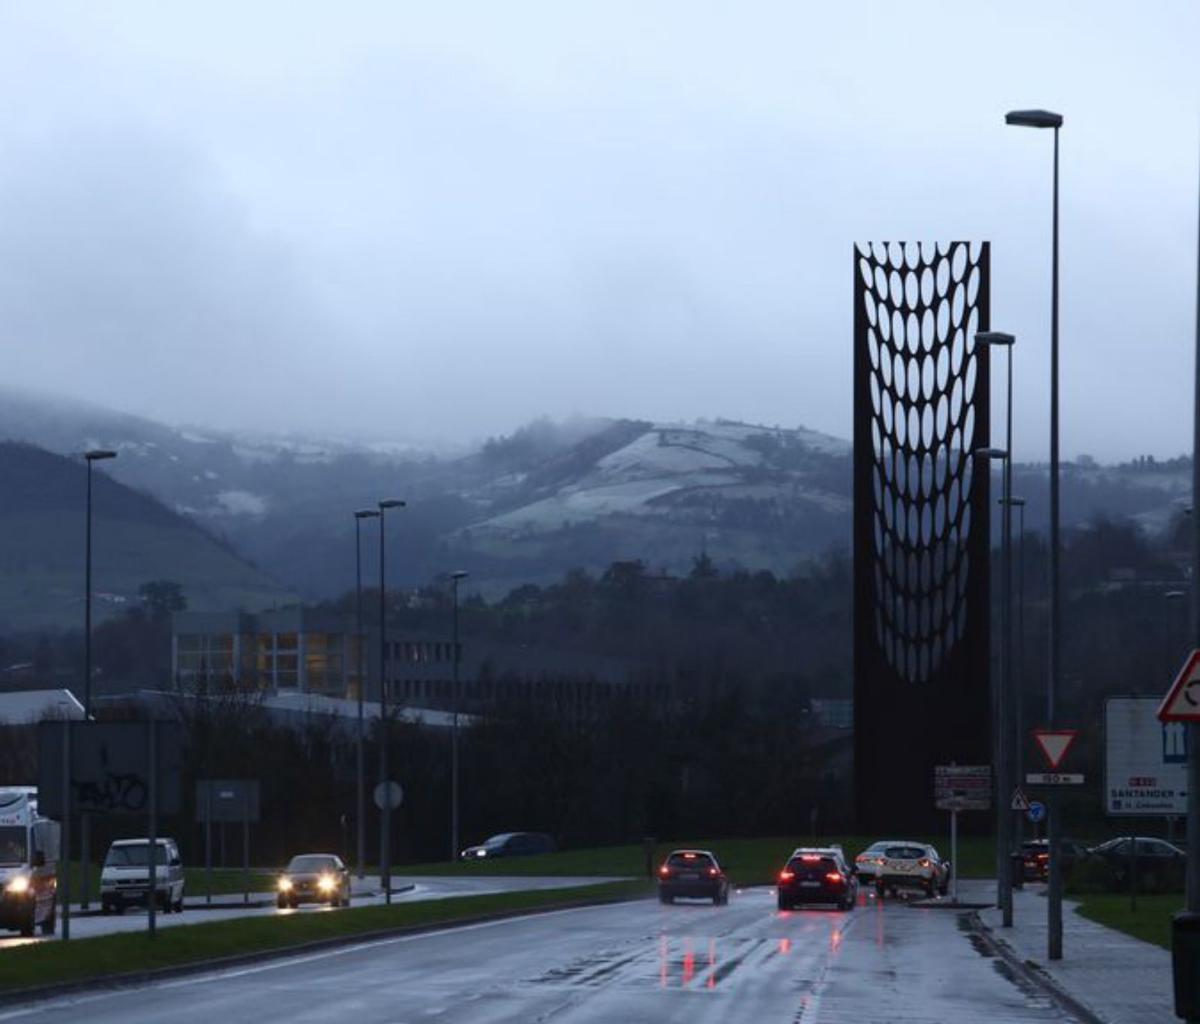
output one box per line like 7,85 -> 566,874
1159,648 -> 1200,1019
934,765 -> 990,904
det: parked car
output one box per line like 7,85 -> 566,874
853,840 -> 890,882
657,849 -> 729,905
459,832 -> 557,860
777,847 -> 857,911
277,854 -> 351,908
0,788 -> 59,937
1019,838 -> 1089,881
869,842 -> 948,898
101,838 -> 185,914
1088,837 -> 1186,890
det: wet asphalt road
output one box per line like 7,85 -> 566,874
0,876 -> 618,949
2,887 -> 1084,1023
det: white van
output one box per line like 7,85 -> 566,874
100,838 -> 185,914
0,787 -> 60,937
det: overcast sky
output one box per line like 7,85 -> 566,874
0,2 -> 1197,460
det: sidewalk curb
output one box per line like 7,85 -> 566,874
0,886 -> 648,1009
969,911 -> 1105,1024
69,884 -> 417,917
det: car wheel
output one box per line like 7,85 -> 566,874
875,883 -> 886,899
174,895 -> 184,913
277,895 -> 288,909
659,891 -> 673,905
925,881 -> 936,899
777,895 -> 789,911
19,911 -> 34,938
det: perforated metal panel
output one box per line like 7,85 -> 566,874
852,242 -> 992,830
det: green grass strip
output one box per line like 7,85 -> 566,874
399,834 -> 1000,884
1073,892 -> 1183,951
0,880 -> 649,996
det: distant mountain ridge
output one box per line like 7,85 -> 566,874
0,387 -> 1191,605
0,440 -> 295,630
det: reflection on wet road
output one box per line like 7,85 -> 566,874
2,887 -> 1086,1023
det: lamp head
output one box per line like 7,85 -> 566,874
85,449 -> 117,462
1005,109 -> 1063,129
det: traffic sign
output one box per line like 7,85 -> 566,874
1157,649 -> 1200,722
1033,729 -> 1079,771
1011,787 -> 1030,811
1026,772 -> 1084,785
934,764 -> 991,811
1105,698 -> 1188,816
373,781 -> 404,810
1027,800 -> 1047,824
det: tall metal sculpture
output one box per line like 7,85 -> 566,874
853,242 -> 992,830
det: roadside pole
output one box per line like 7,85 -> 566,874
60,720 -> 70,942
242,789 -> 250,906
147,719 -> 157,938
205,784 -> 212,905
950,807 -> 958,903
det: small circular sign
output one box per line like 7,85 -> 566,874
1027,800 -> 1047,824
373,781 -> 403,810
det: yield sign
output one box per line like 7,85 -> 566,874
1158,649 -> 1200,722
1033,729 -> 1078,771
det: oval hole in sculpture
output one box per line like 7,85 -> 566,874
951,243 -> 967,282
906,312 -> 920,354
952,283 -> 965,327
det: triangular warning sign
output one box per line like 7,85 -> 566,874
1159,649 -> 1200,723
1033,729 -> 1078,770
1011,787 -> 1030,811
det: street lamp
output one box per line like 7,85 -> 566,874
81,448 -> 116,911
449,570 -> 468,861
1006,103 -> 1065,960
353,509 -> 379,881
377,498 -> 405,904
1002,495 -> 1027,847
976,444 -> 1012,925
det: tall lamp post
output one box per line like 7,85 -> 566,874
353,509 -> 380,881
449,570 -> 468,861
979,330 -> 1016,925
1006,105 -> 1064,960
81,448 -> 116,910
1004,495 -> 1027,846
976,442 -> 1012,926
377,498 -> 405,904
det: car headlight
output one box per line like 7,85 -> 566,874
475,850 -> 487,858
317,874 -> 336,892
278,877 -> 293,892
5,875 -> 30,895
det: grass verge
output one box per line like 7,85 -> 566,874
397,834 -> 999,885
0,880 -> 648,996
61,865 -> 278,900
1073,893 -> 1183,951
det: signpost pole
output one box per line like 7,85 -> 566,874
243,789 -> 250,907
951,808 -> 958,904
205,783 -> 212,906
60,720 -> 70,943
1189,722 -> 1199,915
148,720 -> 157,939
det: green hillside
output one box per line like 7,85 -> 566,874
0,442 -> 294,630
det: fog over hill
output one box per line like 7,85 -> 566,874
0,387 -> 1191,605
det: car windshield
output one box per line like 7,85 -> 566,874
483,834 -> 516,848
885,847 -> 927,860
0,827 -> 26,866
287,855 -> 337,873
667,852 -> 713,868
105,844 -> 169,866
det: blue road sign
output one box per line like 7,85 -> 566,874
1027,801 -> 1047,824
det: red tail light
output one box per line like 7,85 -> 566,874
801,855 -> 820,862
825,872 -> 844,885
779,869 -> 795,882
918,859 -> 931,868
708,867 -> 719,877
658,864 -> 671,877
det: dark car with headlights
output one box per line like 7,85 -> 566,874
459,832 -> 556,861
277,854 -> 351,909
1019,838 -> 1089,881
657,849 -> 729,905
777,848 -> 857,910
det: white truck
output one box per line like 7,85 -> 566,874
0,787 -> 60,937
